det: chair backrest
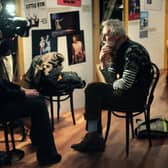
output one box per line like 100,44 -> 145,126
146,63 -> 160,109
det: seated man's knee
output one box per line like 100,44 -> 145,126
27,96 -> 46,111
85,82 -> 101,95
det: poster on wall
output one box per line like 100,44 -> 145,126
144,0 -> 163,10
50,11 -> 80,37
24,0 -> 48,28
67,30 -> 86,65
32,30 -> 57,57
128,0 -> 140,20
139,11 -> 148,38
57,0 -> 81,7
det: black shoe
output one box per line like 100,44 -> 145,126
71,132 -> 105,153
37,152 -> 62,166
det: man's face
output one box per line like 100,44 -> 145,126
102,25 -> 118,47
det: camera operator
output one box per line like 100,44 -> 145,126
0,1 -> 61,166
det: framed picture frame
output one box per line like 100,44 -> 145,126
128,0 -> 140,20
50,11 -> 80,37
144,0 -> 163,11
31,29 -> 57,58
66,30 -> 86,65
139,11 -> 149,38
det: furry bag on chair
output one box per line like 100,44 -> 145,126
21,52 -> 64,90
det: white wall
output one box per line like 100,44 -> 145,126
128,0 -> 165,69
21,0 -> 93,112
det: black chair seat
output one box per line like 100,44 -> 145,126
110,105 -> 145,113
41,87 -> 73,96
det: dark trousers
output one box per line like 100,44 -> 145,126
84,82 -> 146,131
1,96 -> 57,156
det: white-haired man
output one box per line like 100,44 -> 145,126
71,19 -> 152,152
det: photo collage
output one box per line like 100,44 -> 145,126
32,11 -> 86,65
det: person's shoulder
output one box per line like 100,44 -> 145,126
125,40 -> 151,64
126,40 -> 149,55
127,39 -> 142,49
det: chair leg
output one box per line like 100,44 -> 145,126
126,113 -> 130,157
20,125 -> 26,142
3,123 -> 10,153
144,109 -> 152,147
57,96 -> 60,121
70,92 -> 76,125
9,124 -> 16,150
104,110 -> 112,143
49,96 -> 54,131
130,114 -> 135,139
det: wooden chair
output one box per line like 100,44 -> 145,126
97,63 -> 160,156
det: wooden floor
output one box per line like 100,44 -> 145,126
0,72 -> 168,168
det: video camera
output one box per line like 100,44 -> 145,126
0,0 -> 31,39
0,2 -> 31,57
0,15 -> 31,39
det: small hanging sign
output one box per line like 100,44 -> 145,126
57,0 -> 81,7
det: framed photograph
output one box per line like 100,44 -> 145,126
139,11 -> 149,38
50,11 -> 80,37
32,29 -> 57,58
144,0 -> 163,10
128,0 -> 140,20
67,30 -> 86,65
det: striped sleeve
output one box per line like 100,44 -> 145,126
113,68 -> 137,90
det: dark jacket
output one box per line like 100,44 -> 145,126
0,60 -> 25,105
102,38 -> 152,98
